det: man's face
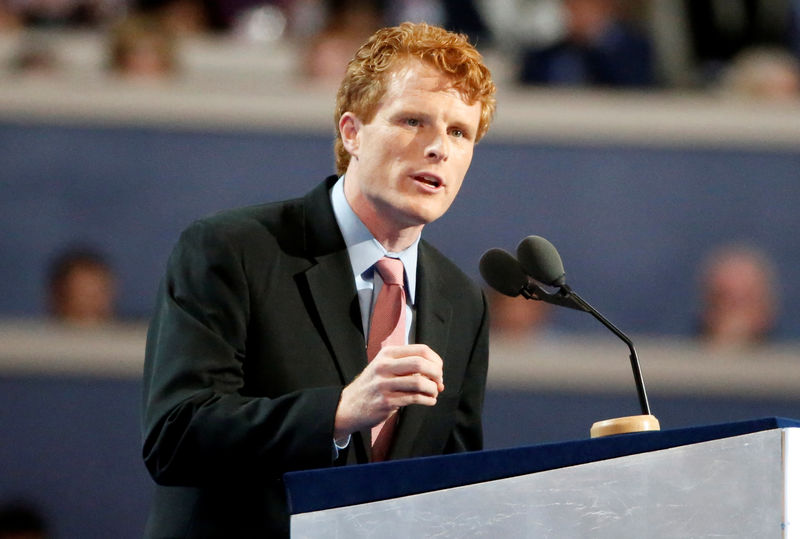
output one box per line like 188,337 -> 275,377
56,265 -> 116,325
341,58 -> 482,238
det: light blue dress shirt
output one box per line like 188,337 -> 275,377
330,177 -> 419,344
328,176 -> 421,456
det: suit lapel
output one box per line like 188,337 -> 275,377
414,243 -> 453,363
304,253 -> 366,384
298,177 -> 371,459
296,177 -> 367,382
388,243 -> 452,459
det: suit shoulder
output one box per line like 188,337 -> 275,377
196,197 -> 302,235
176,197 -> 304,250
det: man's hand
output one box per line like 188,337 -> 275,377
334,344 -> 445,440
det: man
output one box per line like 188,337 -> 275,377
142,22 -> 496,537
697,244 -> 778,349
47,247 -> 117,326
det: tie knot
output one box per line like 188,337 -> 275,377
375,257 -> 404,287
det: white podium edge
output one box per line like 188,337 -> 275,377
786,428 -> 799,538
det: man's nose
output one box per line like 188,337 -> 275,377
425,130 -> 449,161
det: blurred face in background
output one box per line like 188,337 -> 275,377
700,249 -> 776,347
110,15 -> 177,80
51,262 -> 116,325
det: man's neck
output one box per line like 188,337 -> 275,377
368,221 -> 423,253
342,176 -> 423,252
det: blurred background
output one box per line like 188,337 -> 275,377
1,0 -> 800,536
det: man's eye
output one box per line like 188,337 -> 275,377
450,128 -> 464,138
406,118 -> 420,127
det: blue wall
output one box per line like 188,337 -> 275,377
2,120 -> 800,337
4,120 -> 800,536
0,376 -> 152,539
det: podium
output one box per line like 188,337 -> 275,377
285,417 -> 799,537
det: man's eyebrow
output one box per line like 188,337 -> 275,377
393,108 -> 431,119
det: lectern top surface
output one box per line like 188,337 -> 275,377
284,416 -> 800,515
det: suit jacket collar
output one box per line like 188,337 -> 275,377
299,176 -> 365,381
301,175 -> 346,257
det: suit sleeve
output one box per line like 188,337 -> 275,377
141,219 -> 343,485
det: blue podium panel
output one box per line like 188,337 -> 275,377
286,418 -> 800,538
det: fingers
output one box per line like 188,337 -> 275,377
382,389 -> 438,408
374,344 -> 445,393
334,344 -> 446,439
375,370 -> 441,399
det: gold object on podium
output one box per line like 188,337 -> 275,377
590,414 -> 661,438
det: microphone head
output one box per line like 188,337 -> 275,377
516,235 -> 566,286
479,248 -> 529,297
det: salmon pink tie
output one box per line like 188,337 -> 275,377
367,256 -> 406,461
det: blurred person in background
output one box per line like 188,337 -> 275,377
684,0 -> 800,87
4,0 -> 125,27
696,244 -> 779,350
108,14 -> 179,80
303,0 -> 493,84
517,0 -> 656,88
7,37 -> 61,76
201,0 -> 293,34
486,287 -> 552,340
0,3 -> 23,30
302,0 -> 382,83
134,0 -> 228,35
0,500 -> 47,539
719,46 -> 800,101
384,0 -> 491,46
47,247 -> 117,326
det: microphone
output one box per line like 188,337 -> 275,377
479,248 -> 530,298
515,235 -> 565,286
479,246 -> 587,312
514,235 -> 653,419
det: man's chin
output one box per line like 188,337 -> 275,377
371,196 -> 451,231
398,207 -> 447,228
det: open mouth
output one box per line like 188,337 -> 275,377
413,174 -> 443,189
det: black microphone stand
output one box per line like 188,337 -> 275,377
521,279 -> 652,416
501,235 -> 659,437
558,285 -> 651,416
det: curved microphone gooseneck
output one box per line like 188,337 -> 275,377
515,236 -> 652,417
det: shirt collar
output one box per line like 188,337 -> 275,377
330,176 -> 419,303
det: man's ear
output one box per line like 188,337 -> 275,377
339,112 -> 362,157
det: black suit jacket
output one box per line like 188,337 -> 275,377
141,176 -> 489,537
